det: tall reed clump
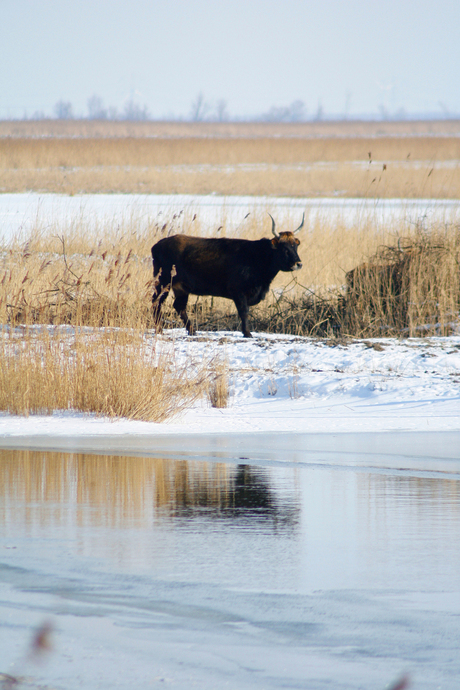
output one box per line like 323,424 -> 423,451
0,230 -> 154,329
0,327 -> 210,421
344,224 -> 460,336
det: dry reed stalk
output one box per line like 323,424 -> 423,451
207,360 -> 229,408
0,327 -> 209,421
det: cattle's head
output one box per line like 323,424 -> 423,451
269,213 -> 303,272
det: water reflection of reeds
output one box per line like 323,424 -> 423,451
357,472 -> 460,517
0,449 -> 299,530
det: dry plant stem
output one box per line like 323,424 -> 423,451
0,327 -> 210,421
208,361 -> 229,408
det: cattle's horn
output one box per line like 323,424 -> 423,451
268,213 -> 279,238
294,212 -> 305,234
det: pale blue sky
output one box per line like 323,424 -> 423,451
2,0 -> 459,119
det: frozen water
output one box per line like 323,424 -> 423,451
1,444 -> 460,689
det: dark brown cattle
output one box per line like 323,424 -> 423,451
151,214 -> 304,337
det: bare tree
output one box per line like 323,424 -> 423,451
215,99 -> 229,122
107,106 -> 119,120
260,100 -> 307,122
87,94 -> 107,119
343,91 -> 352,120
288,100 -> 306,122
378,104 -> 389,120
314,102 -> 324,122
190,92 -> 210,121
438,101 -> 451,118
54,100 -> 74,119
122,99 -> 150,121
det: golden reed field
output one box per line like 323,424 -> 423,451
1,119 -> 460,198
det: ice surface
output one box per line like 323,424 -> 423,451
1,450 -> 460,690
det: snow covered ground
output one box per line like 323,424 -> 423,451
1,329 -> 460,446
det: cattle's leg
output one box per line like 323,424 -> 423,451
152,275 -> 170,333
233,296 -> 252,338
173,287 -> 195,336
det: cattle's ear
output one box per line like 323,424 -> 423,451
271,237 -> 279,248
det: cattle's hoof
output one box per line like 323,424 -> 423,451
243,331 -> 253,338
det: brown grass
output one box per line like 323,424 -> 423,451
2,213 -> 456,422
3,135 -> 460,166
0,210 -> 393,330
1,135 -> 459,197
0,326 -> 210,420
3,122 -> 457,420
344,226 -> 460,336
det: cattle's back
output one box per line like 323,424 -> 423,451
151,234 -> 276,298
152,234 -> 272,268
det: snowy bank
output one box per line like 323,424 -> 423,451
1,331 -> 460,450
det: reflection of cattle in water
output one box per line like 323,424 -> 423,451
166,464 -> 299,529
151,214 -> 304,338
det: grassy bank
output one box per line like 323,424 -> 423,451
1,207 -> 459,337
0,208 -> 403,329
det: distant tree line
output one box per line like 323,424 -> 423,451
16,93 -> 459,123
24,93 -> 312,123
